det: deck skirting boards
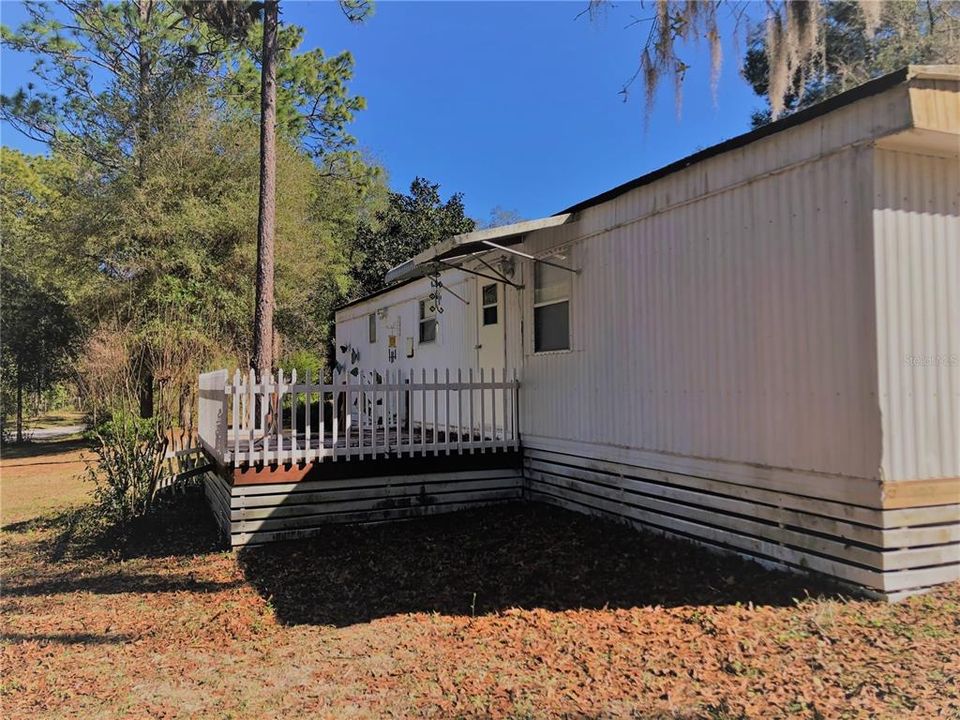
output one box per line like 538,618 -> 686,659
201,442 -> 959,599
204,468 -> 522,547
521,444 -> 960,600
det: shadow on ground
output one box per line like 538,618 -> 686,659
2,488 -> 239,599
0,632 -> 135,645
0,437 -> 91,461
238,503 -> 844,627
5,569 -> 243,598
3,487 -> 222,558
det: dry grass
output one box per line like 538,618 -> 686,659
1,440 -> 958,719
1,439 -> 92,525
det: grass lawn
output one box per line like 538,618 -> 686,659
1,440 -> 958,719
22,410 -> 86,429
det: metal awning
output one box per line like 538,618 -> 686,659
383,213 -> 574,285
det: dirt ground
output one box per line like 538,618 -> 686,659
1,439 -> 958,719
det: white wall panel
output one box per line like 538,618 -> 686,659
874,148 -> 960,482
520,145 -> 883,481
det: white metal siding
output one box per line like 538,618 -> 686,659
874,147 -> 960,482
520,145 -> 883,481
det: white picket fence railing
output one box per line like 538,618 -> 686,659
198,367 -> 520,466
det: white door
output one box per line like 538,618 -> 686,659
476,279 -> 505,372
476,280 -> 505,437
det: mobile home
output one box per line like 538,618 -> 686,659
331,66 -> 960,599
199,66 -> 958,599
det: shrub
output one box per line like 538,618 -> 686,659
85,412 -> 168,527
279,349 -> 324,382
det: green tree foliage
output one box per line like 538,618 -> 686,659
0,149 -> 83,289
349,177 -> 476,298
2,0 -> 247,417
62,92 -> 379,411
0,149 -> 84,441
0,271 -> 80,443
1,1 -> 382,423
742,1 -> 960,127
222,22 -> 367,159
85,411 -> 169,527
0,0 -> 230,170
185,0 -> 374,376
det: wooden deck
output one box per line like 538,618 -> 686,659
199,368 -> 521,468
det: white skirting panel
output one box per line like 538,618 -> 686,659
206,469 -> 522,547
522,439 -> 960,600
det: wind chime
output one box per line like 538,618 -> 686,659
424,262 -> 471,310
428,267 -> 445,315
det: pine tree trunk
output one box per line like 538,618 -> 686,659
137,0 -> 155,419
252,0 -> 279,379
16,375 -> 23,444
137,0 -> 152,182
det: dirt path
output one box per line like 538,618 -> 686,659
26,425 -> 86,440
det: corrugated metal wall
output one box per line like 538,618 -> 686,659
336,270 -> 479,374
520,144 -> 883,481
873,148 -> 960,482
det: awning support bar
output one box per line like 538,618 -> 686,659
474,254 -> 515,285
481,240 -> 581,274
436,278 -> 471,306
417,266 -> 471,305
432,259 -> 524,289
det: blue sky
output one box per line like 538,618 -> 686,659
1,1 -> 767,220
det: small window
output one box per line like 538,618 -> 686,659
368,313 -> 377,343
418,299 -> 437,344
533,257 -> 571,352
481,283 -> 498,326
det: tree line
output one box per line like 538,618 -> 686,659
0,1 -> 477,440
1,0 -> 955,443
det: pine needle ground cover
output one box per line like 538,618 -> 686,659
2,440 -> 957,719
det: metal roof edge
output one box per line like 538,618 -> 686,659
409,214 -> 574,266
334,274 -> 424,315
555,65 -> 931,217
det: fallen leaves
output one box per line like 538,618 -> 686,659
1,453 -> 958,719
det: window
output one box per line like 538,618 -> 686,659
533,257 -> 571,352
418,298 -> 437,343
481,283 -> 498,325
368,313 -> 377,343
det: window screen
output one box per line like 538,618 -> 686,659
368,313 -> 376,343
418,299 -> 437,343
534,302 -> 569,352
481,284 -> 498,326
533,257 -> 570,352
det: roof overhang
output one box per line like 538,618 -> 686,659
383,213 -> 574,285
